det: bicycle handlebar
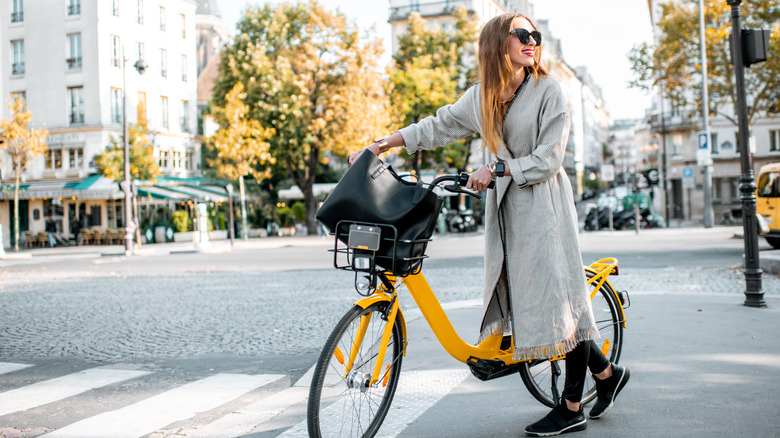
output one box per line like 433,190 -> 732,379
429,172 -> 496,200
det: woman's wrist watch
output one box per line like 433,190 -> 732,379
495,161 -> 506,177
487,161 -> 506,178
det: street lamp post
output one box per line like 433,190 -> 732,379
121,47 -> 147,255
226,183 -> 235,248
727,0 -> 764,307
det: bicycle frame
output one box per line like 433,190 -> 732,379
346,258 -> 624,387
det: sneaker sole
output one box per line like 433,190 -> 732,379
525,419 -> 587,437
589,367 -> 630,419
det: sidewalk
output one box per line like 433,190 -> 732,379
0,234 -> 335,260
398,293 -> 780,437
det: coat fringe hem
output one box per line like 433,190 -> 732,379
478,324 -> 601,361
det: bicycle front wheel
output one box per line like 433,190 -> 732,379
307,302 -> 404,438
518,272 -> 624,407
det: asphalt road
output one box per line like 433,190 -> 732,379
0,227 -> 778,437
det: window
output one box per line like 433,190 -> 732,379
711,132 -> 719,155
186,151 -> 194,170
90,205 -> 102,226
137,92 -> 147,124
180,13 -> 186,38
11,0 -> 23,22
181,54 -> 187,82
69,147 -> 84,168
180,100 -> 189,131
45,149 -> 63,169
735,132 -> 741,154
112,0 -> 119,16
67,33 -> 82,69
672,143 -> 682,156
173,151 -> 182,168
110,35 -> 121,67
11,40 -> 24,74
111,88 -> 122,123
68,0 -> 80,15
10,91 -> 25,105
158,150 -> 168,168
757,171 -> 780,197
68,86 -> 84,124
712,177 -> 722,201
136,41 -> 145,62
159,6 -> 166,31
770,130 -> 780,152
137,0 -> 144,24
160,48 -> 167,77
161,96 -> 169,129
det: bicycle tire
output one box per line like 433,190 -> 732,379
308,302 -> 404,438
518,271 -> 624,407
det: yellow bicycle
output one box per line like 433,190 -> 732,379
307,172 -> 630,438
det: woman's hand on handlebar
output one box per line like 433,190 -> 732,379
466,165 -> 494,192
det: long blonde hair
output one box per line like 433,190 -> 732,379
478,13 -> 548,154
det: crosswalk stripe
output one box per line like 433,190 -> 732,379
42,373 -> 285,438
0,362 -> 33,375
0,368 -> 150,417
279,369 -> 470,437
164,384 -> 309,438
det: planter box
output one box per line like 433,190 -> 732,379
173,231 -> 195,243
209,230 -> 227,240
278,226 -> 296,237
248,228 -> 268,238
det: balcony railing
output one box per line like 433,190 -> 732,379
11,11 -> 23,22
70,113 -> 84,124
389,0 -> 473,21
67,57 -> 82,69
12,63 -> 25,74
647,110 -> 696,132
68,4 -> 80,15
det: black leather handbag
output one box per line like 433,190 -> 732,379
316,152 -> 442,275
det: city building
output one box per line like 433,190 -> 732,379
645,0 -> 780,224
0,0 -> 202,249
195,0 -> 229,136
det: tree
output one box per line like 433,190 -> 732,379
211,0 -> 392,235
628,0 -> 779,126
206,82 -> 274,238
0,96 -> 48,251
389,7 -> 479,175
94,122 -> 160,182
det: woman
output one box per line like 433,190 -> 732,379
350,13 -> 629,436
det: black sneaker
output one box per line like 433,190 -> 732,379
589,363 -> 630,419
525,401 -> 587,436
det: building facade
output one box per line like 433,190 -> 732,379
645,0 -> 780,224
0,0 -> 201,248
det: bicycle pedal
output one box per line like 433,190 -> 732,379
466,356 -> 521,381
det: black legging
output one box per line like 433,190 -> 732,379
560,340 -> 611,403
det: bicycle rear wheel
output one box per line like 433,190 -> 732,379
307,302 -> 404,438
518,272 -> 624,407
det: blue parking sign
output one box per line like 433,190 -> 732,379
698,132 -> 709,149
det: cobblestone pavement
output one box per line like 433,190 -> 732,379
0,230 -> 777,364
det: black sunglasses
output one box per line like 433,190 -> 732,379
510,28 -> 542,46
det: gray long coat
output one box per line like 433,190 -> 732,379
399,75 -> 598,360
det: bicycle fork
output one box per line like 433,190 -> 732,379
344,292 -> 402,388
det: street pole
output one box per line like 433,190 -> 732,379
699,0 -> 714,228
239,175 -> 248,241
226,183 -> 235,248
660,91 -> 671,228
122,46 -> 133,255
727,0 -> 764,307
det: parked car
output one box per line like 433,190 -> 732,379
756,162 -> 780,249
